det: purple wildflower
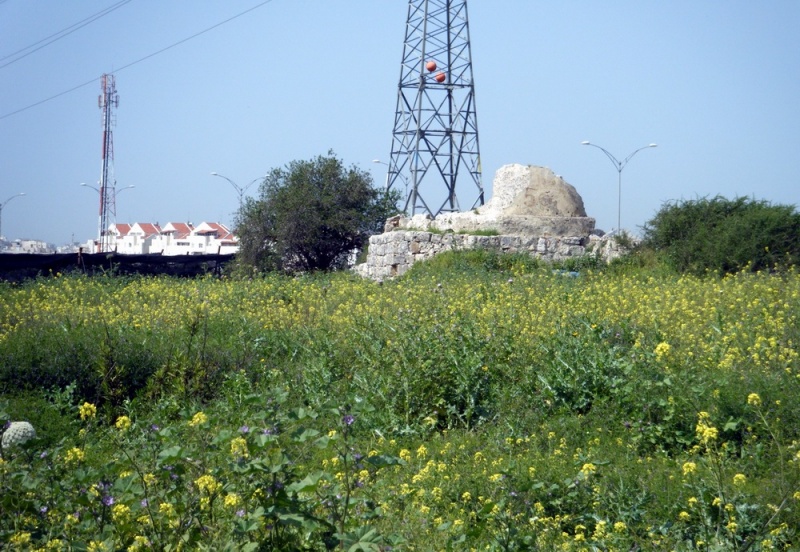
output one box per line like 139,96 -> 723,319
236,509 -> 246,518
343,414 -> 355,426
140,499 -> 149,508
239,425 -> 250,434
102,495 -> 115,507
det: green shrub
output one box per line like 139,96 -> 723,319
641,195 -> 800,275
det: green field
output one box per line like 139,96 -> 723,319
1,252 -> 799,550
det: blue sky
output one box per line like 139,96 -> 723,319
1,1 -> 798,245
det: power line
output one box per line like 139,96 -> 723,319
0,0 -> 134,68
0,0 -> 274,121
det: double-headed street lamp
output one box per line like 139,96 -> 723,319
0,192 -> 26,240
210,172 -> 265,212
81,183 -> 135,251
581,141 -> 657,233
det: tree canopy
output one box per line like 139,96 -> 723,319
234,152 -> 399,273
641,195 -> 800,274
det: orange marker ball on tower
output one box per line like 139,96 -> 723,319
434,72 -> 446,83
425,60 -> 437,72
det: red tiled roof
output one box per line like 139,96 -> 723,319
162,222 -> 194,239
132,223 -> 162,237
112,223 -> 131,236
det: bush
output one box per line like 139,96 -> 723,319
234,152 -> 399,273
641,196 -> 800,275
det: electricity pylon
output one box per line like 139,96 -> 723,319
385,0 -> 483,216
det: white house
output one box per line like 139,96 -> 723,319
116,223 -> 162,254
189,222 -> 238,255
150,222 -> 194,255
102,221 -> 238,255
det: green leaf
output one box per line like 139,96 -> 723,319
286,471 -> 325,493
291,427 -> 320,442
158,445 -> 184,461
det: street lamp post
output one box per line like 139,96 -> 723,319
0,193 -> 26,240
80,183 -> 135,251
581,141 -> 657,233
210,172 -> 265,212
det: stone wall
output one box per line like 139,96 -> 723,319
354,230 -> 596,281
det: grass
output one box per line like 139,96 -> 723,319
1,256 -> 799,550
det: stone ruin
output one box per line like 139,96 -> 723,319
355,164 -> 626,280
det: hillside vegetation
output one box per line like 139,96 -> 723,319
1,252 -> 799,550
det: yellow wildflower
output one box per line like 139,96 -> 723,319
64,447 -> 86,465
230,437 -> 249,459
111,503 -> 131,523
79,402 -> 97,421
115,416 -> 132,431
10,532 -> 32,546
747,393 -> 762,407
733,473 -> 747,487
682,461 -> 697,476
678,511 -> 691,521
189,411 -> 208,427
654,342 -> 671,360
223,493 -> 241,508
195,474 -> 221,494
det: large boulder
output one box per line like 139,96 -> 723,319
483,164 -> 587,217
395,164 -> 595,237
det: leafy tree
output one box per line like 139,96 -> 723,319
641,195 -> 800,275
234,152 -> 399,273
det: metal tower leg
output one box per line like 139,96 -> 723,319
386,0 -> 484,217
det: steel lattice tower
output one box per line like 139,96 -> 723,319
385,0 -> 483,216
96,73 -> 119,253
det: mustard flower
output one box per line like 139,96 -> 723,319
230,436 -> 249,459
654,342 -> 671,360
115,415 -> 132,431
223,493 -> 241,508
733,473 -> 747,487
128,536 -> 150,551
64,447 -> 86,465
195,474 -> 221,494
613,521 -> 627,533
678,511 -> 691,522
579,463 -> 597,477
399,449 -> 412,462
111,503 -> 131,523
188,411 -> 208,427
682,462 -> 697,476
10,532 -> 32,546
747,393 -> 762,407
79,402 -> 97,421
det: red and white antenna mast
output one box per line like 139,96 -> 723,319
97,73 -> 119,253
